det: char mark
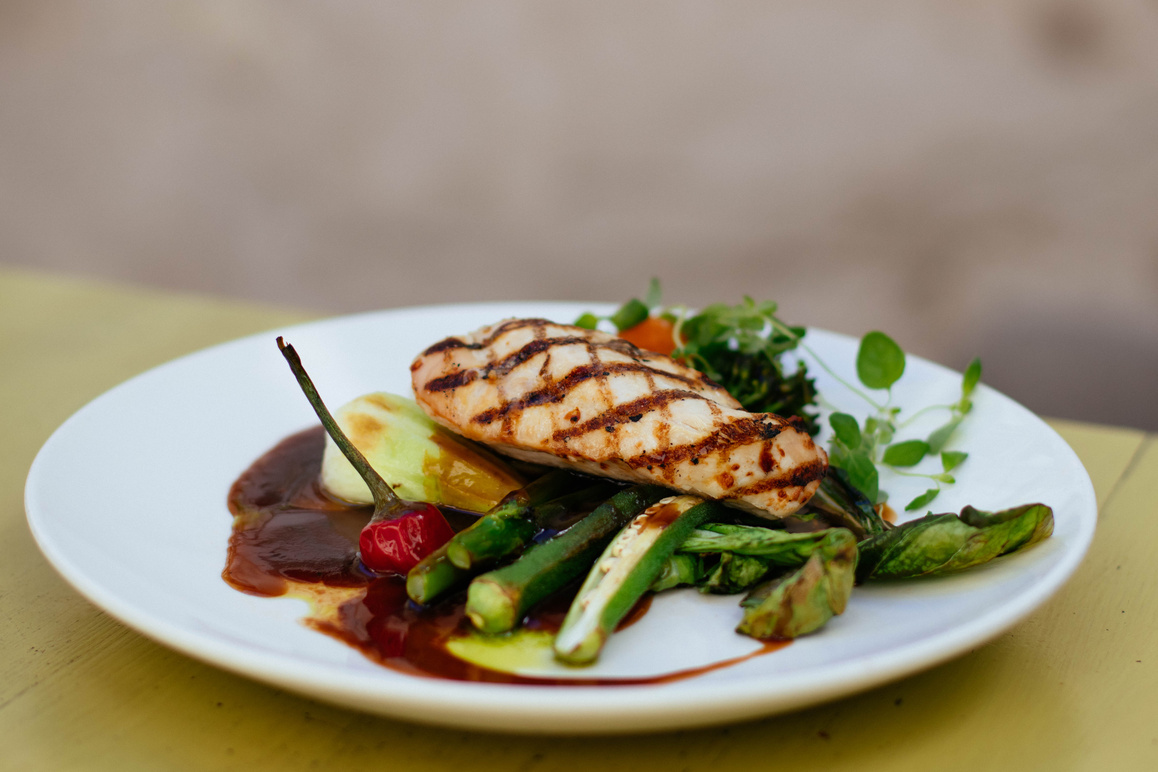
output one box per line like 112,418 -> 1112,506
625,416 -> 785,470
424,321 -> 717,392
421,318 -> 555,357
551,389 -> 707,440
482,334 -> 703,387
470,357 -> 720,425
471,360 -> 676,425
723,458 -> 827,498
423,368 -> 478,392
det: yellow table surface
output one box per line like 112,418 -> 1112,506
2,268 -> 1155,770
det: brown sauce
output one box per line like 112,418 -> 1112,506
224,427 -> 788,686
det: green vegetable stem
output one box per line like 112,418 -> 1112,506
680,523 -> 848,565
856,503 -> 1054,581
445,472 -> 613,570
464,484 -> 671,634
407,474 -> 617,605
657,522 -> 860,596
699,552 -> 774,595
649,553 -> 704,592
804,467 -> 890,539
406,542 -> 470,605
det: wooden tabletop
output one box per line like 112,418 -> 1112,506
2,268 -> 1155,770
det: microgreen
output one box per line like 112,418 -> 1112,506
856,331 -> 905,390
822,334 -> 981,510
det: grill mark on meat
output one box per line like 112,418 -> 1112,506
758,441 -> 776,474
500,321 -> 552,439
588,340 -> 618,460
425,317 -> 720,385
421,318 -> 551,356
480,335 -> 704,387
649,368 -> 674,482
624,416 -> 785,471
467,359 -> 718,426
723,459 -> 827,497
424,368 -> 478,392
551,389 -> 708,441
422,336 -> 712,397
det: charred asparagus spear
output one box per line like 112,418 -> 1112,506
654,523 -> 854,595
680,523 -> 849,564
554,495 -> 726,666
805,466 -> 889,539
465,484 -> 670,634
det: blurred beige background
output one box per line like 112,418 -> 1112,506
2,1 -> 1156,428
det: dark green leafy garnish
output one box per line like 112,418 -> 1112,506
856,503 -> 1054,581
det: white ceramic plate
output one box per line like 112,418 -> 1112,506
26,302 -> 1096,734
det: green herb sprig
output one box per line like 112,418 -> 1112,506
821,332 -> 981,511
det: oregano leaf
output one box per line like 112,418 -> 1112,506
962,358 -> 982,398
882,439 -> 930,467
829,413 -> 862,450
840,451 -> 880,505
941,450 -> 968,472
644,277 -> 663,309
927,416 -> 963,454
857,331 -> 906,390
905,487 -> 940,512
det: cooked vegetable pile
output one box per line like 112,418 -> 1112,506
276,284 -> 1054,668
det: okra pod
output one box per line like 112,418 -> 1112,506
650,553 -> 703,592
554,495 -> 726,666
465,484 -> 670,634
446,473 -> 615,570
406,542 -> 471,604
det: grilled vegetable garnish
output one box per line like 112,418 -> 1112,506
410,319 -> 827,520
320,392 -> 524,512
736,529 -> 857,640
856,503 -> 1053,581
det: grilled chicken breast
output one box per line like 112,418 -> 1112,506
410,318 -> 827,519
